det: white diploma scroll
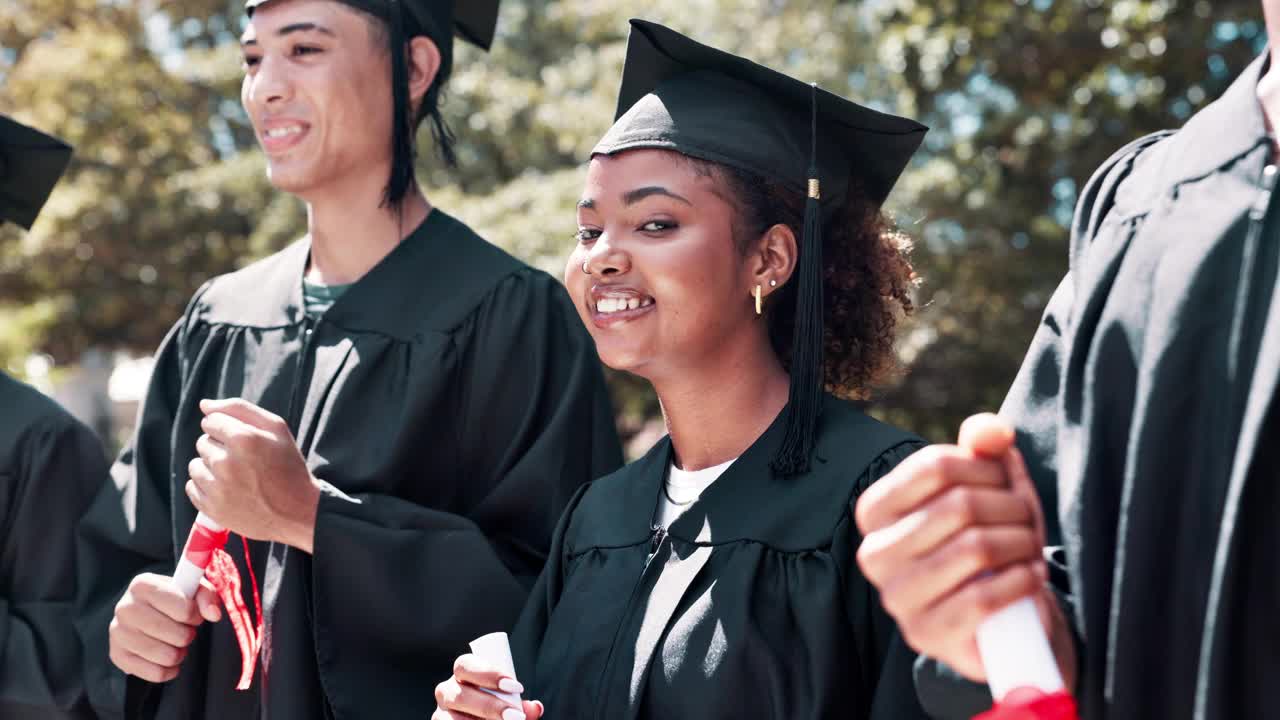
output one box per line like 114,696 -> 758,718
469,631 -> 524,707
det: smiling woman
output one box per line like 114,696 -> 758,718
433,19 -> 934,720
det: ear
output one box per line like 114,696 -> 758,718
746,223 -> 798,302
406,35 -> 442,110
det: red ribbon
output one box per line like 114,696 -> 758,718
184,522 -> 230,570
204,536 -> 264,691
975,688 -> 1079,720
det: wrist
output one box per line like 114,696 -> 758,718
279,478 -> 321,554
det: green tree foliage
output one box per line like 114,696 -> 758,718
0,0 -> 1266,444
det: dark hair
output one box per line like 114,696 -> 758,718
690,158 -> 918,399
362,7 -> 457,209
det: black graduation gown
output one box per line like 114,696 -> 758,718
75,209 -> 624,720
916,52 -> 1280,720
509,396 -> 932,720
0,371 -> 108,719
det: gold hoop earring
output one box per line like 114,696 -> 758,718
754,285 -> 763,316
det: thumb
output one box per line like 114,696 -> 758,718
200,397 -> 282,431
196,579 -> 223,623
523,700 -> 545,719
1004,446 -> 1049,551
957,412 -> 1016,459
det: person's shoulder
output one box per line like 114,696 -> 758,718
203,240 -> 307,301
562,438 -> 668,552
815,396 -> 924,465
190,239 -> 310,328
0,372 -> 101,464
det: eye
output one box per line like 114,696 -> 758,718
640,220 -> 676,233
574,228 -> 602,244
291,45 -> 323,57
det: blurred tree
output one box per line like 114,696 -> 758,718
866,0 -> 1264,439
0,0 -> 1267,448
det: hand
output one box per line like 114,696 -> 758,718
186,398 -> 321,553
855,413 -> 1074,687
109,573 -> 221,683
433,653 -> 544,720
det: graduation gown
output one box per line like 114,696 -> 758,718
75,209 -> 623,720
916,52 -> 1280,720
0,371 -> 108,719
509,395 -> 932,720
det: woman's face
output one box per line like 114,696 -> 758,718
566,149 -> 759,380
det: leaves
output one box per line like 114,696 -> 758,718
1,0 -> 1265,443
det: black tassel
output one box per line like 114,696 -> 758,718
382,0 -> 416,211
772,83 -> 825,476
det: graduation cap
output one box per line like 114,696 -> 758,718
593,20 -> 926,475
0,115 -> 73,230
246,0 -> 501,207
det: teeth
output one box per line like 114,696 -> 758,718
595,297 -> 653,314
265,126 -> 303,138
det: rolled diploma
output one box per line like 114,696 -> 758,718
975,596 -> 1064,700
172,512 -> 227,599
469,632 -> 523,707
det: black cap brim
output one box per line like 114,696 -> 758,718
0,116 -> 73,230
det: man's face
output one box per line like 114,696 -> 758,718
240,0 -> 393,198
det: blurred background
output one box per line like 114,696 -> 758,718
0,0 -> 1267,457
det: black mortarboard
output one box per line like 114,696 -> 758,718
246,0 -> 500,208
0,115 -> 73,230
593,20 -> 926,475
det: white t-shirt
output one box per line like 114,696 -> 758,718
656,456 -> 738,528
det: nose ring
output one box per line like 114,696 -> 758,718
582,260 -> 591,275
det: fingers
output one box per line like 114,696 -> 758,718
879,526 -> 1042,621
523,700 -> 545,719
196,581 -> 223,623
110,645 -> 181,684
855,445 -> 1008,534
898,563 -> 1046,682
858,485 -> 1035,582
194,432 -> 229,465
435,677 -> 526,720
110,574 -> 207,683
1004,447 -> 1048,550
132,574 -> 206,626
111,621 -> 189,668
452,654 -> 523,694
114,594 -> 198,648
957,413 -> 1016,459
200,398 -> 286,433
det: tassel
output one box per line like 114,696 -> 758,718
772,83 -> 825,476
205,536 -> 264,691
382,0 -> 416,211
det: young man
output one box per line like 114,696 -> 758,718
855,5 -> 1280,719
76,1 -> 623,718
0,115 -> 107,719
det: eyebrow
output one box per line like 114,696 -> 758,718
241,21 -> 336,46
622,186 -> 692,206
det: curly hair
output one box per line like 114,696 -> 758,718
692,159 -> 918,400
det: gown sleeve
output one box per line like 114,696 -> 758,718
74,317 -> 192,720
831,440 -> 934,720
507,482 -> 591,687
909,131 -> 1170,719
307,271 -> 623,714
0,411 -> 108,719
